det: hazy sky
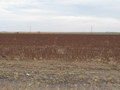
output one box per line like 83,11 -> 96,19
0,0 -> 120,32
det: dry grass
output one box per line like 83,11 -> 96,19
0,59 -> 120,90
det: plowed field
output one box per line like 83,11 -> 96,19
0,33 -> 120,62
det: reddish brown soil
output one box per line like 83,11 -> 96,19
0,33 -> 120,61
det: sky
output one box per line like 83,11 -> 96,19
0,0 -> 120,32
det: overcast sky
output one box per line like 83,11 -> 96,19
0,0 -> 120,32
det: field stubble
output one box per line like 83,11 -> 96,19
0,33 -> 120,61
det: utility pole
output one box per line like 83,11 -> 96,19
30,24 -> 31,32
91,25 -> 93,32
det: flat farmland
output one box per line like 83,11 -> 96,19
0,33 -> 120,90
0,33 -> 120,61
